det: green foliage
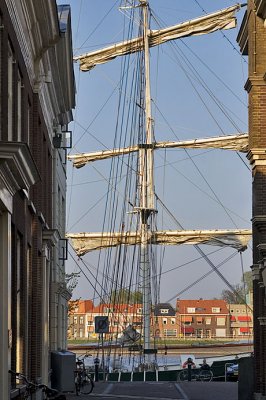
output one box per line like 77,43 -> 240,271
109,288 -> 143,304
242,271 -> 252,292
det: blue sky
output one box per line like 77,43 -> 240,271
59,0 -> 251,304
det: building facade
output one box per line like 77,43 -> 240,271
68,299 -> 253,341
68,301 -> 143,341
176,299 -> 230,338
237,1 -> 266,397
0,1 -> 75,398
153,303 -> 177,338
228,303 -> 253,338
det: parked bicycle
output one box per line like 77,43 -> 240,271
74,354 -> 94,396
178,368 -> 213,382
8,370 -> 66,399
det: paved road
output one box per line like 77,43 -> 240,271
65,381 -> 238,400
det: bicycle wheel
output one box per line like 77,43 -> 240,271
199,370 -> 213,382
178,370 -> 188,381
74,372 -> 82,396
79,373 -> 94,395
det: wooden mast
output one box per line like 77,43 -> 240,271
139,0 -> 155,355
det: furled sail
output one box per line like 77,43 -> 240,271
66,229 -> 251,256
74,5 -> 241,72
68,133 -> 248,168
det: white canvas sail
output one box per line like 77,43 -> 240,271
66,229 -> 251,256
67,1 -> 251,359
68,133 -> 248,168
74,5 -> 241,72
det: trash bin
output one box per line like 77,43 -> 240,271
51,350 -> 76,392
238,356 -> 254,400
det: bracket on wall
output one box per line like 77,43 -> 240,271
53,130 -> 72,149
59,238 -> 68,261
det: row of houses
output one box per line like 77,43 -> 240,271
0,1 -> 75,398
68,298 -> 253,340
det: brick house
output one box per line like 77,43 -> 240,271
0,1 -> 75,398
153,303 -> 177,338
176,299 -> 230,338
68,300 -> 94,339
68,301 -> 143,340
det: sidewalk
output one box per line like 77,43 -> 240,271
65,381 -> 238,400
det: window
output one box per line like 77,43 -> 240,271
74,317 -> 77,325
187,307 -> 195,313
196,329 -> 203,338
171,318 -> 175,325
161,309 -> 169,314
196,317 -> 203,324
87,321 -> 93,326
17,70 -> 22,140
79,329 -> 83,338
80,316 -> 84,324
183,316 -> 193,324
206,329 -> 211,338
212,307 -> 221,313
27,99 -> 31,144
164,329 -> 177,337
216,317 -> 225,326
8,43 -> 13,140
137,308 -> 142,314
163,318 -> 167,325
205,317 -> 211,325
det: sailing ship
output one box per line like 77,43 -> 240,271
66,0 -> 252,378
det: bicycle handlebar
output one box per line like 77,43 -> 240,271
8,370 -> 34,387
76,354 -> 90,361
9,370 -> 59,396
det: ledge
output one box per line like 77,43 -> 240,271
252,216 -> 266,232
42,228 -> 60,246
0,142 -> 40,192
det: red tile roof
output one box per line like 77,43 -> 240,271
93,303 -> 142,314
69,299 -> 94,313
176,299 -> 229,314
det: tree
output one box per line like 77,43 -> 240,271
108,288 -> 142,304
220,271 -> 253,304
220,284 -> 246,304
242,270 -> 252,292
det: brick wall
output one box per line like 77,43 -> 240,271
0,0 -> 53,382
246,1 -> 266,395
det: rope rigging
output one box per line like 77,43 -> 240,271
66,1 -> 252,356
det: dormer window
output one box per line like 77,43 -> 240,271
161,309 -> 169,314
212,307 -> 221,313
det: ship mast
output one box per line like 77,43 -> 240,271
139,0 -> 155,354
67,1 -> 251,358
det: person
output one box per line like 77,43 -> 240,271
200,358 -> 210,371
182,357 -> 196,369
